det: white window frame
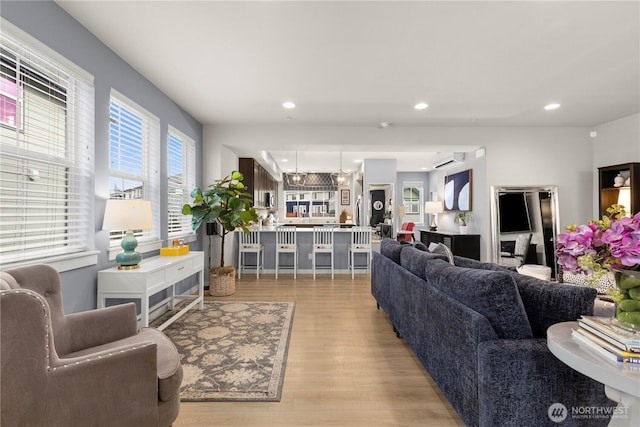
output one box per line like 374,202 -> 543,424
0,19 -> 97,272
402,182 -> 424,225
167,125 -> 196,243
107,90 -> 161,259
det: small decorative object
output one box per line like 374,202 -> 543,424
102,199 -> 153,269
454,211 -> 471,234
625,176 -> 631,186
556,204 -> 640,328
182,170 -> 258,296
614,173 -> 625,187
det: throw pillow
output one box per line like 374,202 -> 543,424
413,241 -> 428,251
428,242 -> 455,265
424,260 -> 533,339
400,246 -> 448,280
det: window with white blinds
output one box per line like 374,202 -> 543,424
167,126 -> 196,238
0,23 -> 95,266
108,90 -> 160,247
402,182 -> 424,224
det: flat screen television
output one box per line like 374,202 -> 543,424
499,192 -> 532,233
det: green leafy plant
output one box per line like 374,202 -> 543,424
182,170 -> 258,268
454,211 -> 471,226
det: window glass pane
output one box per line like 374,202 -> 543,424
167,127 -> 195,237
0,27 -> 94,266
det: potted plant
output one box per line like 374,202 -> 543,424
182,170 -> 258,296
454,211 -> 471,234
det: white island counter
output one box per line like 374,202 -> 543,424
236,226 -> 371,275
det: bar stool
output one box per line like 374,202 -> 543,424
237,229 -> 264,279
348,226 -> 372,279
275,226 -> 297,279
312,226 -> 334,279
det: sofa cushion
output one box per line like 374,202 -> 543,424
424,260 -> 533,339
380,238 -> 403,264
400,246 -> 448,280
414,241 -> 429,251
453,256 -> 510,272
507,272 -> 597,338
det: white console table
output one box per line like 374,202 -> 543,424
98,251 -> 204,331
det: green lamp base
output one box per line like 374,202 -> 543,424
116,230 -> 142,270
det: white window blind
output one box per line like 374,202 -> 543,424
0,23 -> 95,266
167,126 -> 196,239
108,90 -> 160,246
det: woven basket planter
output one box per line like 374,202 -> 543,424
209,266 -> 236,296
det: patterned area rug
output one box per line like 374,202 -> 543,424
161,301 -> 295,402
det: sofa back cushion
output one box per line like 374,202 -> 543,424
424,260 -> 533,339
400,246 -> 448,280
380,238 -> 404,264
453,256 -> 510,272
507,272 -> 597,338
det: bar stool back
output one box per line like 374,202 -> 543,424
237,229 -> 264,279
348,227 -> 372,279
312,226 -> 334,279
275,226 -> 297,279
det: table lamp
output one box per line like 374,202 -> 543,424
424,201 -> 444,231
398,205 -> 406,224
103,199 -> 153,270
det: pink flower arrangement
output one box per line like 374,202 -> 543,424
556,205 -> 640,282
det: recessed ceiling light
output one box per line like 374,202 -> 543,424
282,101 -> 296,109
544,103 -> 560,110
281,159 -> 288,163
421,167 -> 428,170
354,159 -> 363,163
414,102 -> 429,110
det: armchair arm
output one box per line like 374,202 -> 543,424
46,342 -> 159,427
478,339 -> 614,427
65,302 -> 138,353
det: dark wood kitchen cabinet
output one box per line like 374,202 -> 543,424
239,158 -> 278,209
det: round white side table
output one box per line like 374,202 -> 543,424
547,322 -> 640,427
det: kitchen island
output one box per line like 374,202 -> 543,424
236,226 -> 371,275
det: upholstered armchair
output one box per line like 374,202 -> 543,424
499,233 -> 532,269
396,222 -> 416,242
1,264 -> 182,427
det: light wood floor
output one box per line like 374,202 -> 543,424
174,273 -> 465,427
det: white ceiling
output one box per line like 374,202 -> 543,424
56,0 -> 640,172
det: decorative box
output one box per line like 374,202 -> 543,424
160,245 -> 189,256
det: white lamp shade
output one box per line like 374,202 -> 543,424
424,201 -> 444,214
103,199 -> 153,230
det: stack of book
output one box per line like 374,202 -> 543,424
572,316 -> 640,365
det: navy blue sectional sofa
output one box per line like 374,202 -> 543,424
371,239 -> 614,427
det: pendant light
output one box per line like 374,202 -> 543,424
287,151 -> 307,186
331,152 -> 350,186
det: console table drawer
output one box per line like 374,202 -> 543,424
165,258 -> 193,283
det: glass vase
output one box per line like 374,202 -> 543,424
613,268 -> 640,329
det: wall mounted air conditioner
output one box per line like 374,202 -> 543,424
433,152 -> 465,169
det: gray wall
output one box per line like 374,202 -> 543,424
2,1 -> 204,313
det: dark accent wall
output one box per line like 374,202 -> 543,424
1,0 -> 204,313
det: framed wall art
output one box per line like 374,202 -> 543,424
341,189 -> 350,205
444,169 -> 472,211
